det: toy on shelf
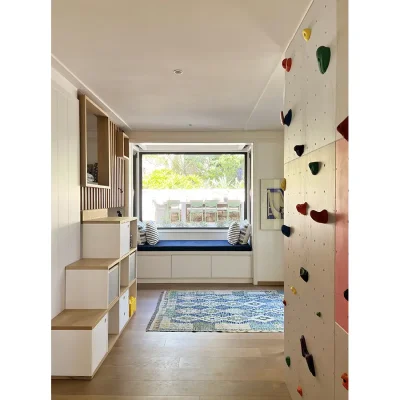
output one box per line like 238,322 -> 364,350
282,58 -> 292,72
341,373 -> 349,390
296,202 -> 308,215
281,225 -> 291,237
309,161 -> 321,175
302,28 -> 312,41
337,116 -> 349,141
129,296 -> 136,317
281,178 -> 287,191
286,356 -> 291,367
310,209 -> 329,224
300,267 -> 309,282
316,46 -> 331,74
294,145 -> 305,157
280,109 -> 292,126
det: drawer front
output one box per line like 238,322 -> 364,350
172,255 -> 212,278
120,222 -> 130,257
119,291 -> 129,331
91,314 -> 108,375
108,264 -> 120,305
129,252 -> 136,282
212,255 -> 252,278
137,255 -> 172,278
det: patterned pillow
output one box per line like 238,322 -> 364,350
238,221 -> 251,245
227,221 -> 240,245
145,221 -> 159,245
137,221 -> 147,245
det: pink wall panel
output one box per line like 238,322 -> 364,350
335,138 -> 348,332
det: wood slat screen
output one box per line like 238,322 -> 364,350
81,120 -> 125,210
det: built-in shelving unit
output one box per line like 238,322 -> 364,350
51,210 -> 138,380
79,94 -> 111,188
116,131 -> 129,160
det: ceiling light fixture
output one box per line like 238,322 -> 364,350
173,69 -> 183,75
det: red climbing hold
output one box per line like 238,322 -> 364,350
310,209 -> 329,224
283,299 -> 287,306
297,386 -> 303,396
282,58 -> 292,72
296,202 -> 308,215
341,373 -> 349,390
337,116 -> 348,141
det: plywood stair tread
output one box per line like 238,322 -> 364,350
51,309 -> 108,330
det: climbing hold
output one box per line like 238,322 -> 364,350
280,109 -> 292,126
285,356 -> 291,367
344,288 -> 348,301
316,312 -> 322,317
300,267 -> 309,282
302,28 -> 312,41
310,209 -> 329,224
341,373 -> 349,390
297,386 -> 303,396
296,202 -> 308,215
280,178 -> 286,191
300,335 -> 308,357
316,46 -> 331,74
291,286 -> 297,295
306,353 -> 316,376
294,145 -> 305,157
337,116 -> 349,141
283,299 -> 287,306
308,162 -> 321,175
281,224 -> 291,237
282,58 -> 292,72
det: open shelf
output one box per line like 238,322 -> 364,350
108,334 -> 119,351
79,94 -> 111,188
117,131 -> 129,160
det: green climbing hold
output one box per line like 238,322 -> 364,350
309,162 -> 320,175
316,46 -> 331,74
316,312 -> 322,317
286,356 -> 291,367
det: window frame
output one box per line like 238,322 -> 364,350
138,151 -> 248,230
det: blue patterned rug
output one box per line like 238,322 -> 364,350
146,290 -> 284,332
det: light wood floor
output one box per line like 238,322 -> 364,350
52,284 -> 290,400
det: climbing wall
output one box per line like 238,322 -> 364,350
282,0 -> 348,399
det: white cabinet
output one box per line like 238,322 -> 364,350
51,311 -> 108,377
137,255 -> 172,278
82,220 -> 133,259
119,291 -> 129,332
212,255 -> 252,278
172,255 -> 212,278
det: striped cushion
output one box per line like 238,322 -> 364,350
145,221 -> 159,245
227,221 -> 240,245
239,221 -> 251,245
137,221 -> 147,245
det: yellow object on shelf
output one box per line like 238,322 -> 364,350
129,296 -> 136,317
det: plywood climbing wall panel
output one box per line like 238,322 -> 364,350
81,120 -> 125,211
334,323 -> 348,400
284,144 -> 336,400
284,0 -> 337,165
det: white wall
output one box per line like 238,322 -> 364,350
252,140 -> 284,283
51,68 -> 81,318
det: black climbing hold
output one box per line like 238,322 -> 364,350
284,109 -> 292,126
308,162 -> 321,175
117,210 -> 122,217
294,145 -> 305,157
316,312 -> 322,317
300,335 -> 308,358
316,46 -> 331,74
344,289 -> 348,301
300,267 -> 309,282
286,356 -> 291,367
281,225 -> 291,237
306,353 -> 316,376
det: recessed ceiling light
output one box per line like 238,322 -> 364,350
173,69 -> 183,75
189,124 -> 192,126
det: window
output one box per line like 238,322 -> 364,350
139,153 -> 247,228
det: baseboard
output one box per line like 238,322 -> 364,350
257,281 -> 284,286
138,278 -> 253,284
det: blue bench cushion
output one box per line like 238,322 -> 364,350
138,240 -> 252,252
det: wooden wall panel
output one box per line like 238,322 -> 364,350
81,120 -> 125,211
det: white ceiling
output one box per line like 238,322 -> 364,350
52,0 -> 311,132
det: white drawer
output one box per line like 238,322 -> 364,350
172,255 -> 212,278
91,314 -> 108,375
119,291 -> 129,332
138,255 -> 171,278
212,255 -> 252,278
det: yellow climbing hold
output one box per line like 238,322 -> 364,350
281,178 -> 286,191
302,28 -> 312,41
291,286 -> 297,295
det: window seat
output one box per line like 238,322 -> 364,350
138,240 -> 252,252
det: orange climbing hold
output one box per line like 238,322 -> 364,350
297,386 -> 303,396
296,202 -> 308,215
341,373 -> 348,390
282,58 -> 292,72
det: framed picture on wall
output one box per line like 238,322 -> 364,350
260,179 -> 284,230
